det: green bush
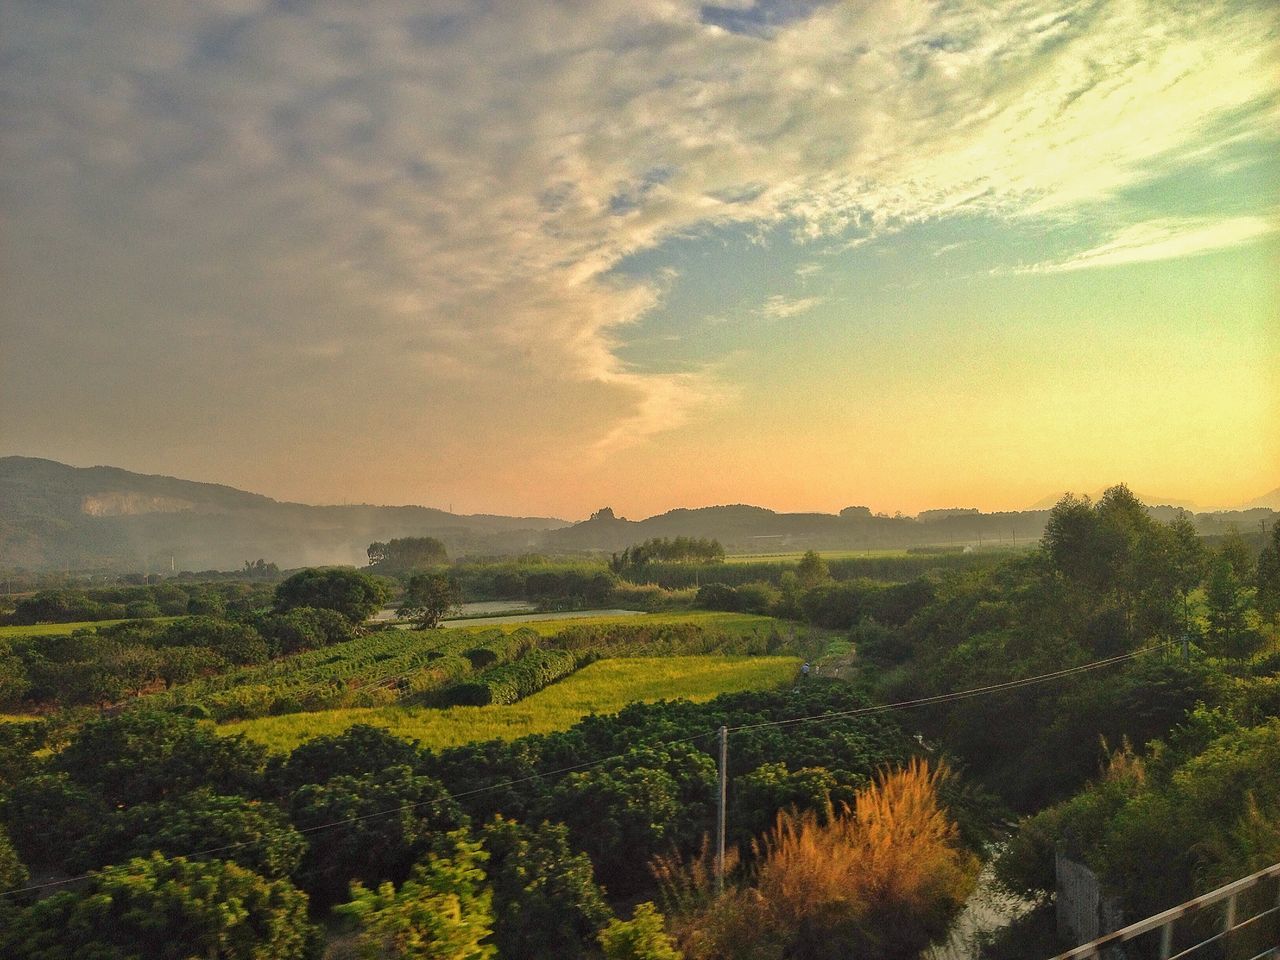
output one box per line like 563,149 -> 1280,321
463,627 -> 539,669
449,649 -> 580,706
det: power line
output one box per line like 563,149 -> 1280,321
0,728 -> 715,899
727,643 -> 1171,733
1,642 -> 1170,900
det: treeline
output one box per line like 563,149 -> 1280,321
756,486 -> 1280,952
0,569 -> 392,710
609,537 -> 725,572
4,580 -> 277,625
0,681 -> 981,959
0,609 -> 356,710
620,550 -> 1005,591
981,515 -> 1280,950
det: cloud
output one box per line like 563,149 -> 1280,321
1016,216 -> 1278,273
758,295 -> 824,319
2,0 -> 1277,469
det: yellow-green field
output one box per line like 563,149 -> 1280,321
447,609 -> 783,637
723,549 -> 912,563
0,617 -> 178,638
221,654 -> 800,753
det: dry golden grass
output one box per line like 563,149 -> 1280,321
672,759 -> 977,960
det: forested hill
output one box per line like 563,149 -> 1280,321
2,457 -> 1274,572
0,457 -> 568,571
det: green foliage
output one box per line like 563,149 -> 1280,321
0,720 -> 44,790
0,824 -> 28,893
1256,521 -> 1280,620
52,709 -> 266,806
275,723 -> 426,794
461,627 -> 538,669
481,816 -> 613,959
0,853 -> 318,960
76,788 -> 306,879
401,574 -> 463,630
448,649 -> 579,706
545,742 -> 717,895
1204,556 -> 1256,657
290,765 -> 467,908
367,537 -> 449,574
611,537 -> 725,573
732,762 -> 861,845
336,833 -> 495,960
599,903 -> 682,960
796,550 -> 829,589
254,607 -> 355,656
1000,719 -> 1280,926
152,628 -> 488,721
5,581 -> 275,626
275,568 -> 391,623
1,772 -> 109,872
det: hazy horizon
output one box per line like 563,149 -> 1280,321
4,452 -> 1275,522
3,1 -> 1277,518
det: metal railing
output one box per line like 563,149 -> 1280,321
1049,862 -> 1280,960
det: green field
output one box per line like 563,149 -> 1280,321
723,549 -> 912,563
221,654 -> 800,753
0,617 -> 179,638
447,609 -> 783,637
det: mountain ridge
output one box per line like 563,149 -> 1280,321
2,457 -> 1274,571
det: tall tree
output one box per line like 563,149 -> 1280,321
400,573 -> 463,630
1255,522 -> 1280,620
275,568 -> 391,623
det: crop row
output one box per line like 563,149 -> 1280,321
447,649 -> 582,706
150,628 -> 539,721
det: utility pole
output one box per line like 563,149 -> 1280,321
715,725 -> 728,894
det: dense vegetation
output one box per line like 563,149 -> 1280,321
0,682 -> 934,958
1,486 -> 1276,956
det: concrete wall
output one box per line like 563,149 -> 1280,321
1056,853 -> 1127,959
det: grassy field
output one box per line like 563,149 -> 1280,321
723,549 -> 912,563
221,654 -> 800,753
447,609 -> 784,637
0,616 -> 179,638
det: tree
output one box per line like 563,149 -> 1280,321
1255,522 -> 1280,620
2,773 -> 109,872
598,903 -> 681,960
336,835 -> 496,960
1204,556 -> 1250,657
0,854 -> 318,960
796,550 -> 829,589
0,825 -> 28,894
51,709 -> 266,806
275,723 -> 425,795
275,568 -> 392,624
367,537 -> 449,574
401,573 -> 463,630
77,788 -> 307,879
290,765 -> 468,908
545,744 -> 716,895
481,817 -> 613,959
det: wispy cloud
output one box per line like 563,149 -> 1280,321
2,0 -> 1276,474
758,295 -> 824,319
1016,216 -> 1277,273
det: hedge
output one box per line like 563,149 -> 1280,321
448,649 -> 580,706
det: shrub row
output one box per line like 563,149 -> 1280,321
460,628 -> 539,669
448,649 -> 580,706
548,621 -> 793,658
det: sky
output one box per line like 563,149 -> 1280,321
2,0 -> 1278,520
